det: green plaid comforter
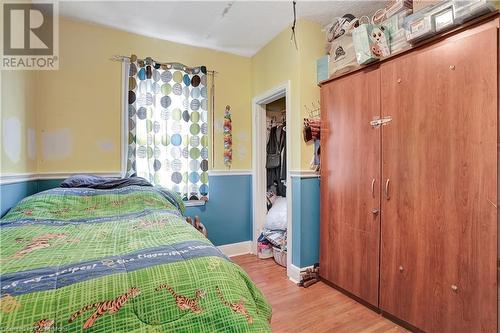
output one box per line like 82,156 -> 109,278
0,186 -> 271,332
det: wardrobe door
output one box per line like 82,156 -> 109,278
380,21 -> 498,333
320,68 -> 381,306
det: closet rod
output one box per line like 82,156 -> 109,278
110,55 -> 217,74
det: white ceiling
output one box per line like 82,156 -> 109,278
58,1 -> 384,57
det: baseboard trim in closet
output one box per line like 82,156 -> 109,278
320,277 -> 425,333
218,241 -> 252,257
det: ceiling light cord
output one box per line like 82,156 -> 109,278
291,0 -> 298,50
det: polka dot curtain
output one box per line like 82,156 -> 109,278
127,55 -> 209,201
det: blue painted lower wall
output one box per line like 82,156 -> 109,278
1,179 -> 68,217
291,176 -> 320,268
1,174 -> 319,267
0,175 -> 252,247
0,181 -> 39,216
185,175 -> 252,246
37,179 -> 64,192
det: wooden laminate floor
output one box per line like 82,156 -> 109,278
233,254 -> 408,333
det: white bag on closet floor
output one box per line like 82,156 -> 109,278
264,196 -> 287,231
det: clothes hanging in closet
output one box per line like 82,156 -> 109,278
280,132 -> 287,181
267,125 -> 286,197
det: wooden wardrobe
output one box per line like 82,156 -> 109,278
319,14 -> 499,333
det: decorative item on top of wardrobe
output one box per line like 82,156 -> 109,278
322,14 -> 360,76
318,0 -> 496,82
223,105 -> 232,169
325,13 -> 359,46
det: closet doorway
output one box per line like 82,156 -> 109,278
252,82 -> 293,280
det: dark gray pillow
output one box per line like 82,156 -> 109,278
60,174 -> 152,189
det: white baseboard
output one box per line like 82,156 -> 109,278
218,241 -> 252,257
288,264 -> 314,284
0,172 -> 122,185
222,249 -> 312,284
1,171 -> 252,185
208,170 -> 252,176
37,172 -> 122,180
289,170 -> 320,178
0,173 -> 38,185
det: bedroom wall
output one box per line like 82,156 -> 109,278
36,18 -> 252,173
251,20 -> 323,268
0,71 -> 39,215
185,174 -> 252,246
298,21 -> 324,170
291,176 -> 320,267
0,17 -> 325,176
250,19 -> 323,172
0,181 -> 39,216
0,18 -> 254,247
1,18 -> 322,260
0,71 -> 37,174
250,21 -> 301,170
1,175 -> 251,248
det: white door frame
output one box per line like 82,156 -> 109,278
252,81 -> 293,279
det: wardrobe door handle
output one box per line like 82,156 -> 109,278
384,179 -> 390,200
371,178 -> 376,198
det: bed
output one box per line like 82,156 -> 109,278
0,185 -> 272,332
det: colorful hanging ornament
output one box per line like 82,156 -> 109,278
223,105 -> 232,168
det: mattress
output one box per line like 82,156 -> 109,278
0,186 -> 271,332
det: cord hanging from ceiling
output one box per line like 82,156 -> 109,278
291,0 -> 298,50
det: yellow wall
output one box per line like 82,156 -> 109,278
251,19 -> 324,171
250,24 -> 300,170
298,20 -> 325,170
35,18 -> 252,173
1,17 -> 324,175
0,70 -> 37,173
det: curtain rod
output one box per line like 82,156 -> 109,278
110,55 -> 217,74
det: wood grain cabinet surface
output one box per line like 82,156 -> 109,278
320,16 -> 499,333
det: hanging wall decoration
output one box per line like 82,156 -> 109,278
303,101 -> 321,172
223,105 -> 232,168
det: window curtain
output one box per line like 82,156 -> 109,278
127,56 -> 209,201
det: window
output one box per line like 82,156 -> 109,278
125,56 -> 209,201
